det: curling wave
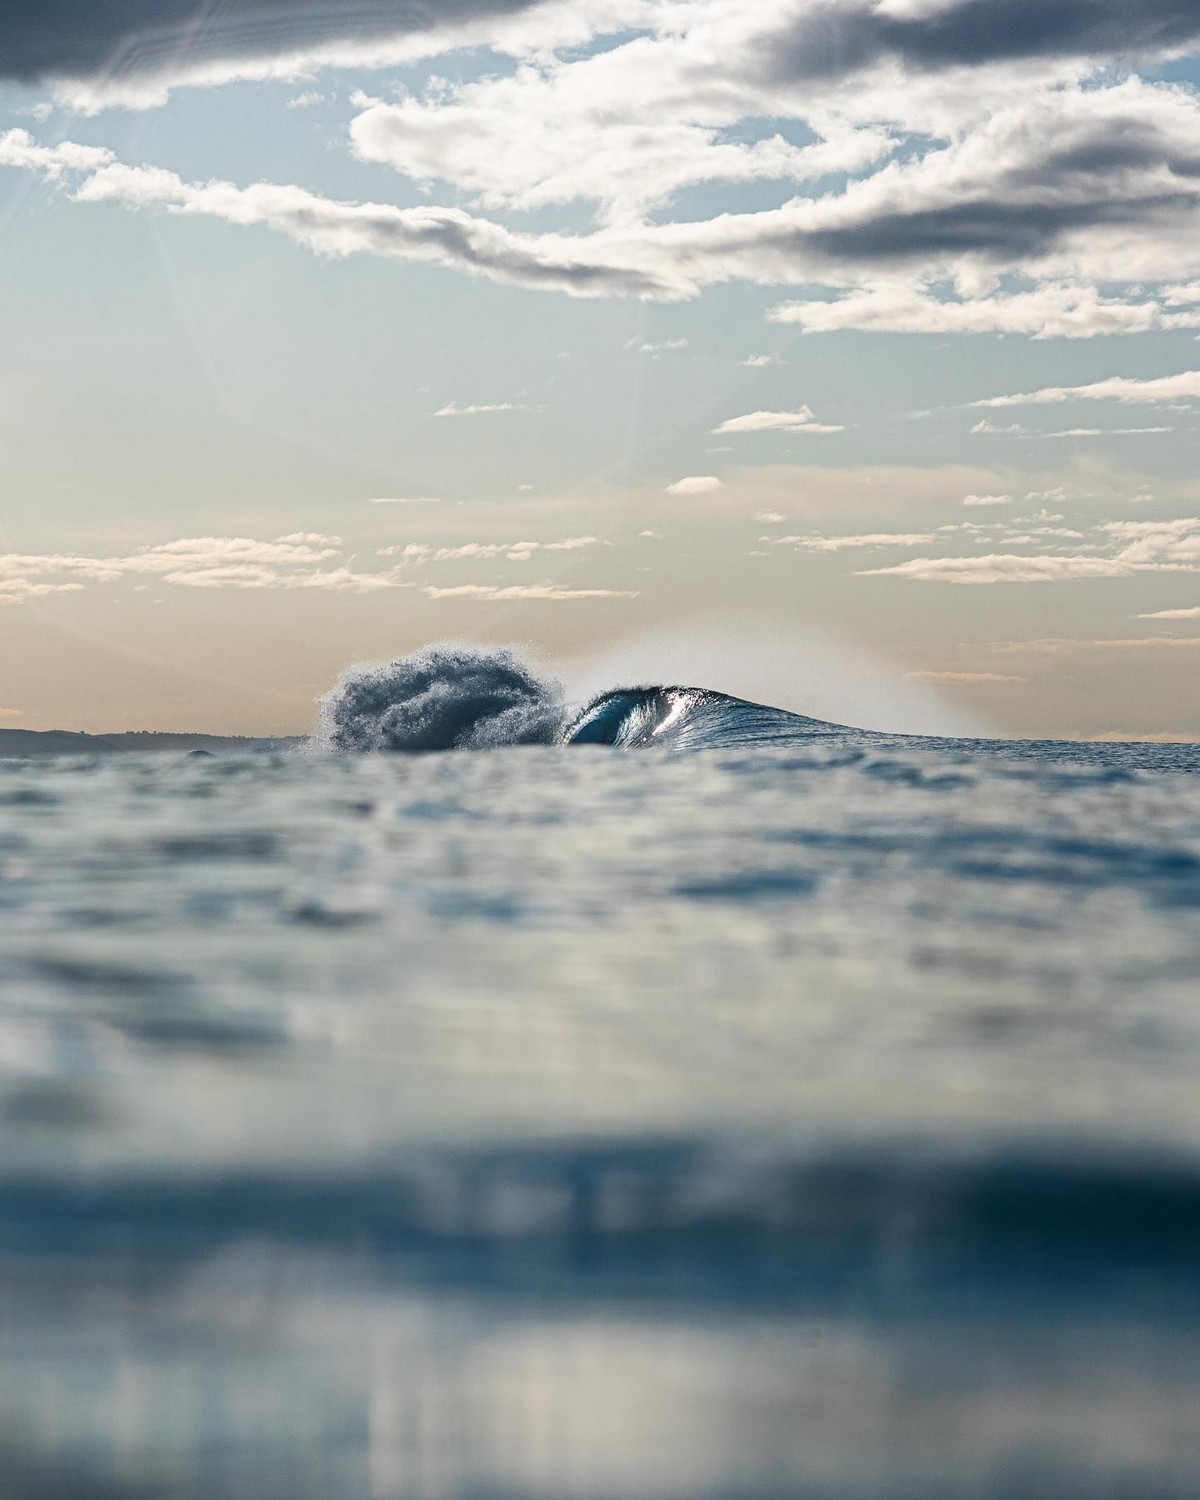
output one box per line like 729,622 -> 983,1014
563,685 -> 849,751
316,643 -> 855,754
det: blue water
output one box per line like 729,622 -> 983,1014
2,652 -> 1200,1499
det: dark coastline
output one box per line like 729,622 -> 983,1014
0,729 -> 302,757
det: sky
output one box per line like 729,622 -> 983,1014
1,0 -> 1199,739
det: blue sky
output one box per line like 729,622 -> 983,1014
1,0 -> 1199,737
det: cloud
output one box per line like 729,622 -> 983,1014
858,553 -> 1130,582
8,7 -> 1200,324
666,475 -> 722,495
371,496 -> 445,504
989,635 -> 1200,652
380,536 -> 604,564
740,355 -> 776,367
963,493 -> 1013,506
0,533 -> 395,601
771,283 -> 1200,338
0,0 -> 557,106
771,532 -> 936,552
759,0 -> 1200,84
857,515 -> 1200,582
421,583 -> 637,600
1040,426 -> 1173,436
1137,605 -> 1200,618
972,370 -> 1200,406
1098,516 -> 1200,567
971,420 -> 1026,434
0,529 -> 625,602
638,337 -> 688,354
60,151 -> 680,298
433,400 -> 524,416
713,408 -> 844,435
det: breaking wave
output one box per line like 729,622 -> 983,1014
317,643 -> 852,754
315,643 -> 1200,765
317,644 -> 565,752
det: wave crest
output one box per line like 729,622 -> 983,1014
316,644 -> 564,752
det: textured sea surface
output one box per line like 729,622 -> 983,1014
2,705 -> 1200,1498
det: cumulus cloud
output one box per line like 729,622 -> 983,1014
770,283 -> 1200,338
0,533 -> 411,600
859,553 -> 1130,583
857,515 -> 1200,583
6,1 -> 1200,329
963,493 -> 1013,506
0,530 -> 620,603
758,0 -> 1200,84
381,536 -> 604,563
0,0 -> 565,108
713,408 -> 844,434
973,370 -> 1200,406
666,475 -> 722,495
769,532 -> 935,552
637,337 -> 689,354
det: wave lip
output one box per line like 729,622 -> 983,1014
564,685 -> 850,750
317,644 -> 564,753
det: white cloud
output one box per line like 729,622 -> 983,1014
0,533 -> 395,601
0,129 -> 112,178
856,515 -> 1200,582
973,370 -> 1200,407
371,496 -> 445,504
971,420 -> 1026,434
421,582 -> 637,600
666,475 -> 722,495
771,532 -> 935,552
740,355 -> 776,367
962,493 -> 1013,507
1040,426 -> 1173,436
713,408 -> 844,435
637,337 -> 688,354
380,536 -> 604,563
8,9 -> 1200,331
1099,517 -> 1200,568
0,529 -> 625,601
771,283 -> 1199,339
1137,605 -> 1200,618
754,510 -> 786,523
433,401 -> 524,416
859,553 -> 1130,583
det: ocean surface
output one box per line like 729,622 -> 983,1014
2,650 -> 1200,1500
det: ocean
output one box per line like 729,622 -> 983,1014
2,645 -> 1199,1499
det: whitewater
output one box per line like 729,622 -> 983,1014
2,644 -> 1200,1499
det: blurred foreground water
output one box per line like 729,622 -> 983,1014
2,736 -> 1200,1499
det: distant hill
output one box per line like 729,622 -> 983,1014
0,729 -> 304,758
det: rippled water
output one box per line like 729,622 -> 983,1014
2,736 -> 1200,1498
